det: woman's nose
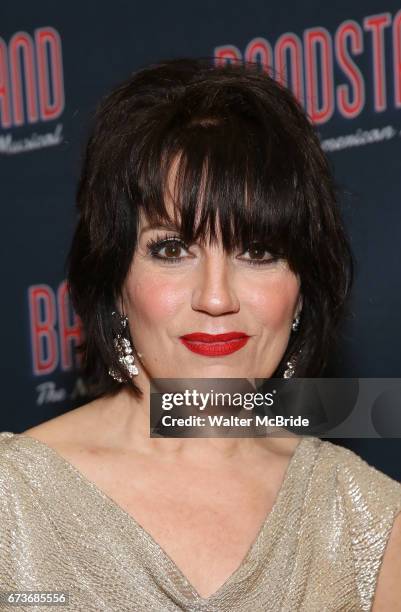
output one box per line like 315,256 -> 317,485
191,251 -> 240,316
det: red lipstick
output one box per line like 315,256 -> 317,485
179,332 -> 250,356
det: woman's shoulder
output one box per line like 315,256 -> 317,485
0,401 -> 101,490
0,432 -> 40,523
0,430 -> 53,490
0,431 -> 25,473
0,396 -> 106,457
308,438 -> 401,541
315,438 -> 401,509
302,437 -> 401,558
0,415 -> 101,529
302,438 -> 401,610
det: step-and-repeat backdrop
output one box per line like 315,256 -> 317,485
1,1 -> 400,478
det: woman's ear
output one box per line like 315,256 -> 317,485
296,294 -> 303,318
115,289 -> 125,317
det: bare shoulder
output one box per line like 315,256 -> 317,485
372,509 -> 401,611
21,396 -> 107,447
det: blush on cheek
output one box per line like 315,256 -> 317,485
246,276 -> 300,330
127,277 -> 184,322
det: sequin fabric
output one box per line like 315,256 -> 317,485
1,431 -> 401,611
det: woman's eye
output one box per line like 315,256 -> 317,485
239,245 -> 278,266
159,240 -> 187,259
146,235 -> 190,262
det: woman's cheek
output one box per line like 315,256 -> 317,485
128,277 -> 186,321
243,276 -> 299,328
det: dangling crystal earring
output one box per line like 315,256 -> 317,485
283,345 -> 302,379
283,315 -> 301,378
108,311 -> 139,382
283,357 -> 296,378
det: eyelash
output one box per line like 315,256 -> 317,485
145,233 -> 278,266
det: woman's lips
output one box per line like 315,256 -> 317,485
179,332 -> 250,356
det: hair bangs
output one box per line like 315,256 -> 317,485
134,109 -> 304,267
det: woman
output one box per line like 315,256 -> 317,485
1,58 -> 400,611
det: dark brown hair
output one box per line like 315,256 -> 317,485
67,56 -> 354,400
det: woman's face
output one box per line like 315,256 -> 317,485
122,164 -> 302,382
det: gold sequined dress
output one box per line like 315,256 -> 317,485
1,431 -> 401,611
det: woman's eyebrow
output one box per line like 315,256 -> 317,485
139,222 -> 180,237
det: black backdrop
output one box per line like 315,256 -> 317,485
1,1 -> 400,479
